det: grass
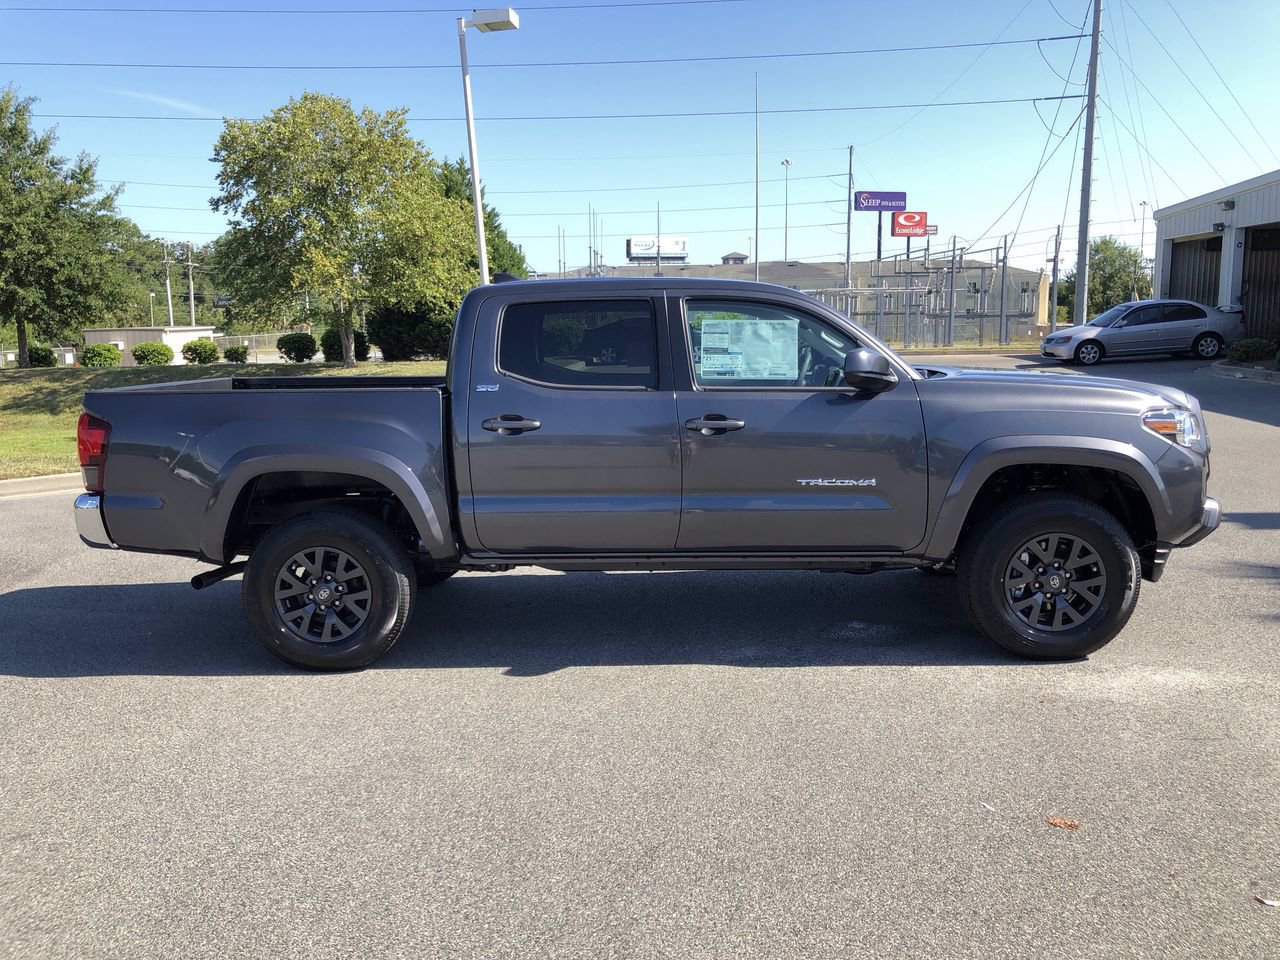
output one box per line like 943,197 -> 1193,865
0,360 -> 447,481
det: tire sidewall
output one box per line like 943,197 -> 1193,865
244,514 -> 410,670
965,502 -> 1138,658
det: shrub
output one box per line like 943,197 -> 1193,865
276,332 -> 318,363
181,338 -> 220,365
320,327 -> 370,363
365,304 -> 454,361
223,344 -> 249,364
1226,338 -> 1278,364
132,341 -> 174,366
27,345 -> 57,367
81,343 -> 122,368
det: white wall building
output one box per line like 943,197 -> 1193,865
83,326 -> 218,366
1153,169 -> 1280,338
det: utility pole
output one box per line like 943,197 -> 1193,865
947,237 -> 958,346
876,212 -> 883,261
998,234 -> 1010,344
1073,0 -> 1103,326
1050,225 -> 1062,333
655,202 -> 662,278
753,73 -> 760,282
185,242 -> 198,326
845,145 -> 854,289
161,241 -> 175,326
781,158 -> 793,262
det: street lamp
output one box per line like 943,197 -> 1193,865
781,158 -> 793,262
1136,200 -> 1150,299
457,7 -> 520,286
149,291 -> 155,324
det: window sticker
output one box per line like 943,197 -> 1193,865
698,316 -> 799,380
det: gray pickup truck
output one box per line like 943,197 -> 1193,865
74,278 -> 1219,669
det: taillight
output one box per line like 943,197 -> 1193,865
77,413 -> 111,493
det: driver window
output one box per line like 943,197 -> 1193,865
686,299 -> 859,388
1124,305 -> 1163,326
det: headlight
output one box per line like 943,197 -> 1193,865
1044,336 -> 1070,345
1142,408 -> 1203,448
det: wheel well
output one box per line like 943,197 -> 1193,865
958,463 -> 1157,568
224,471 -> 422,560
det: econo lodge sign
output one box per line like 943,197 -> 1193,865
891,211 -> 929,238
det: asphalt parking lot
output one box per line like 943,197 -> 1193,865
2,354 -> 1277,959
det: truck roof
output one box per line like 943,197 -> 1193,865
480,276 -> 811,297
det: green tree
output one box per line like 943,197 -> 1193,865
1057,237 -> 1151,323
93,221 -> 221,328
0,87 -> 130,366
437,156 -> 527,278
211,92 -> 476,367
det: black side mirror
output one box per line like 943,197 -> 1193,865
843,348 -> 897,393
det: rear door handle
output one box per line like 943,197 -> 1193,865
482,414 -> 541,435
685,414 -> 746,436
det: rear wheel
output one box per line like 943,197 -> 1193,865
1192,332 -> 1223,360
958,493 -> 1140,659
243,509 -> 415,670
1074,341 -> 1104,366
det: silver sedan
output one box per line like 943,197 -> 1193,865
1041,299 -> 1247,365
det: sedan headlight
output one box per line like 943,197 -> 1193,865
1142,408 -> 1203,448
1043,336 -> 1071,345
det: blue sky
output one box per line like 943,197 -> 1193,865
4,0 -> 1278,275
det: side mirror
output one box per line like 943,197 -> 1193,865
843,348 -> 897,393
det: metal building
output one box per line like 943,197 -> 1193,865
1153,169 -> 1280,338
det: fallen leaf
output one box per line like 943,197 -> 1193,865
1256,896 -> 1279,907
1046,817 -> 1081,831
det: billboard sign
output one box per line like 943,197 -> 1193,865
855,191 -> 907,211
891,211 -> 929,237
925,224 -> 939,236
626,236 -> 690,261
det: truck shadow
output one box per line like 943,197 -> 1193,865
0,570 -> 1054,678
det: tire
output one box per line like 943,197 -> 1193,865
1192,333 -> 1223,360
1074,340 -> 1104,366
243,508 -> 415,670
957,493 -> 1140,660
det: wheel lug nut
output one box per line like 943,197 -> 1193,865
1033,582 -> 1041,590
310,578 -> 317,586
325,574 -> 333,581
336,584 -> 345,593
306,592 -> 313,600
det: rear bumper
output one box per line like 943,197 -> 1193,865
74,493 -> 117,549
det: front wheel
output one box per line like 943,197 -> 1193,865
1074,341 -> 1104,366
243,508 -> 415,670
1192,333 -> 1223,360
958,493 -> 1140,659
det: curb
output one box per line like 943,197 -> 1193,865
0,472 -> 82,500
1209,360 -> 1280,384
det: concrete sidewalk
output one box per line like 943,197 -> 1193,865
0,473 -> 82,500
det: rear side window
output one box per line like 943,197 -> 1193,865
498,299 -> 658,388
1161,303 -> 1206,321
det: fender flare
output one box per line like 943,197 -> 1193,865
199,445 -> 453,564
920,435 -> 1169,560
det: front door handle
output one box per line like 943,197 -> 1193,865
482,414 -> 541,436
685,414 -> 746,436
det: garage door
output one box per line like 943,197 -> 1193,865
1243,225 -> 1280,339
1168,236 -> 1222,306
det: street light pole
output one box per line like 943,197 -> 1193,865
456,8 -> 520,287
149,292 -> 155,325
781,158 -> 792,262
1137,199 -> 1150,299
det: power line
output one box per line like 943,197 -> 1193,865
0,35 -> 1086,71
1116,0 -> 1159,207
1120,0 -> 1263,172
1161,0 -> 1280,166
0,0 -> 751,13
35,94 -> 1083,124
1098,97 -> 1185,195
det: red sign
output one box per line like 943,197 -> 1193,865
891,211 -> 929,237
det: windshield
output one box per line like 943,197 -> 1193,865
1089,304 -> 1131,327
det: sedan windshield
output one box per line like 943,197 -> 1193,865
1089,304 -> 1131,327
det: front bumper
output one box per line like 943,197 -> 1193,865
74,493 -> 117,549
1176,496 -> 1221,548
1040,340 -> 1074,359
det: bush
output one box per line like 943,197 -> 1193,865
1226,338 -> 1278,364
365,304 -> 454,361
81,343 -> 122,368
27,345 -> 57,367
181,338 -> 220,365
132,341 -> 175,366
320,327 -> 370,363
223,344 -> 249,364
276,332 -> 318,363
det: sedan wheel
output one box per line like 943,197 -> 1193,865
1193,333 -> 1223,359
1074,341 -> 1103,366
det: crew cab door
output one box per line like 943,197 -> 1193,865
671,296 -> 928,552
464,294 -> 681,552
